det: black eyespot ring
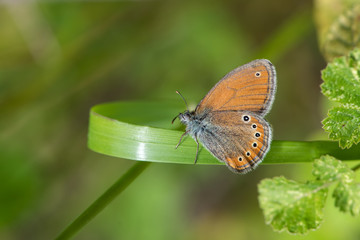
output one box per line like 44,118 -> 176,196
252,142 -> 257,148
238,157 -> 243,161
255,72 -> 261,77
246,152 -> 251,156
255,132 -> 261,138
243,115 -> 250,122
252,124 -> 257,129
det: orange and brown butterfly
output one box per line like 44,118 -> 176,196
172,59 -> 276,174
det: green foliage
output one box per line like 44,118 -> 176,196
312,154 -> 355,183
315,2 -> 360,61
323,106 -> 360,148
321,49 -> 360,148
333,182 -> 360,215
258,177 -> 327,234
313,156 -> 360,216
258,155 -> 360,235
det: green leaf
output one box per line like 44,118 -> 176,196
312,155 -> 355,183
333,182 -> 360,216
321,49 -> 360,148
321,50 -> 360,105
88,101 -> 360,164
312,155 -> 360,216
259,155 -> 360,235
314,0 -> 360,61
323,105 -> 360,148
319,4 -> 360,61
258,177 -> 327,234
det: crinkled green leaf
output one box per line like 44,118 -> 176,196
314,0 -> 360,61
333,182 -> 360,216
313,155 -> 360,216
321,49 -> 360,148
312,155 -> 355,183
321,50 -> 360,105
323,105 -> 360,148
259,155 -> 360,235
258,176 -> 327,234
320,4 -> 360,61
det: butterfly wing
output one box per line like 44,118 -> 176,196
195,59 -> 276,116
197,110 -> 271,173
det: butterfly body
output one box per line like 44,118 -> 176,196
175,59 -> 276,174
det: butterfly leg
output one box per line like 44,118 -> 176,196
194,135 -> 199,164
175,130 -> 189,149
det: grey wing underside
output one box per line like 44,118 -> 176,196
196,111 -> 272,173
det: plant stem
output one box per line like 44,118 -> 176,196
55,161 -> 151,240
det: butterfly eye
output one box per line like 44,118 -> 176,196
246,152 -> 251,156
252,142 -> 257,148
252,124 -> 257,129
255,132 -> 261,138
238,157 -> 243,162
243,115 -> 250,122
255,72 -> 261,77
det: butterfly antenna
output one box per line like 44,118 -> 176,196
176,90 -> 189,111
171,114 -> 179,124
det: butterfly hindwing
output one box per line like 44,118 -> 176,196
197,110 -> 272,173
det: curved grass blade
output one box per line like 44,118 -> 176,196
88,101 -> 360,164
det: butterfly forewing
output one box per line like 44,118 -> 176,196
195,59 -> 276,116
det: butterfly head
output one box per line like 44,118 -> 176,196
172,110 -> 193,125
178,110 -> 193,124
172,90 -> 194,125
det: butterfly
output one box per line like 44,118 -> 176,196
172,59 -> 276,173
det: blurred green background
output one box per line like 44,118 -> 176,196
1,1 -> 360,240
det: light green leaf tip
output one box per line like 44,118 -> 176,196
321,48 -> 360,148
258,176 -> 327,234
